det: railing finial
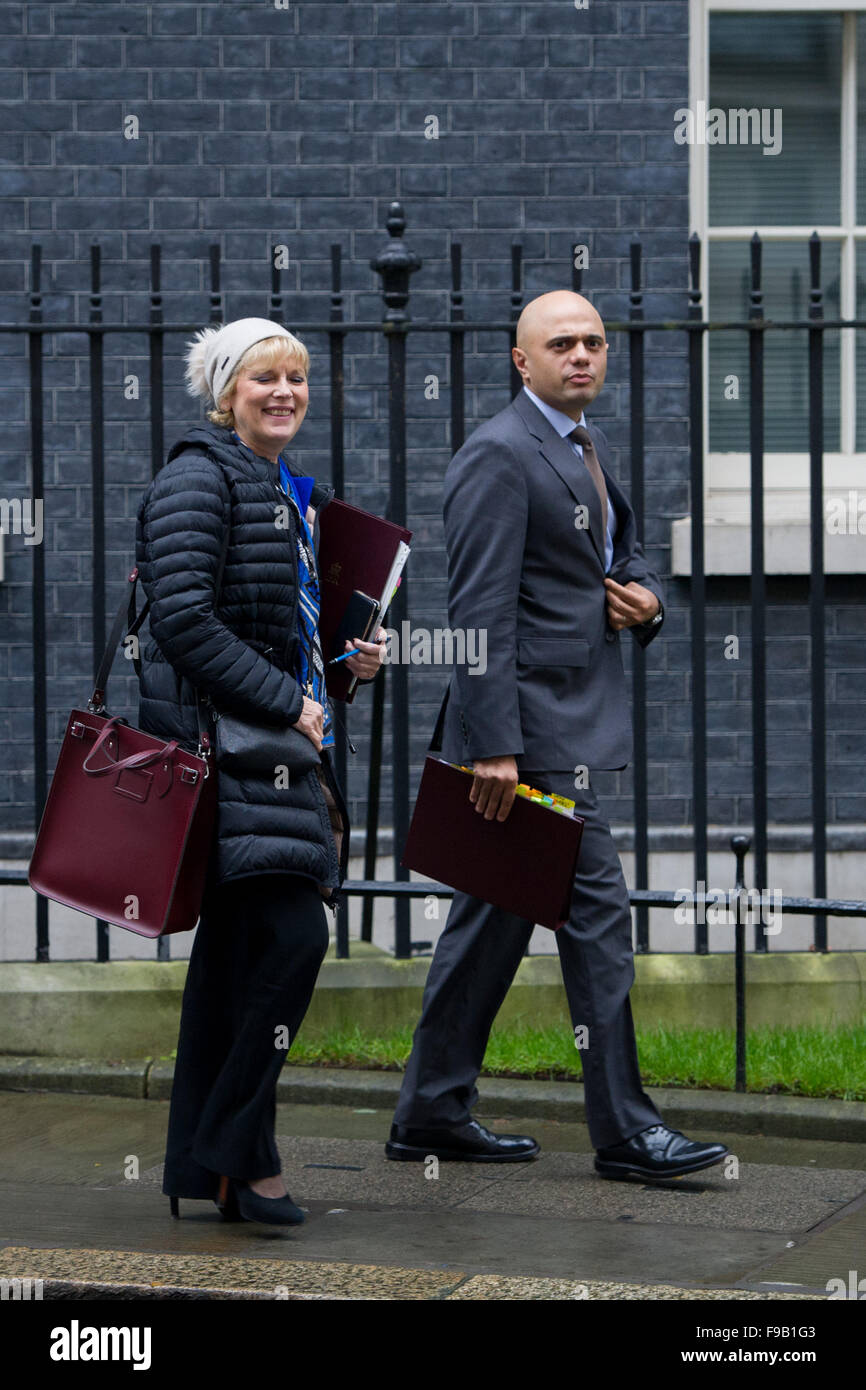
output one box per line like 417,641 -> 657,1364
370,201 -> 421,326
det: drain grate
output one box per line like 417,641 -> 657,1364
303,1163 -> 366,1172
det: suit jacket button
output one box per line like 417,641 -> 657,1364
605,630 -> 617,642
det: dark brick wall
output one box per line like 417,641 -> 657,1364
0,1 -> 861,837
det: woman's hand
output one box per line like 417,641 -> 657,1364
293,696 -> 324,751
344,627 -> 387,681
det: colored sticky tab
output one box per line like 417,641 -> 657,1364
446,766 -> 576,818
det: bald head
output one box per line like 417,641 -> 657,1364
516,291 -> 605,350
512,291 -> 608,419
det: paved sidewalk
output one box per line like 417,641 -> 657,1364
1,1089 -> 864,1300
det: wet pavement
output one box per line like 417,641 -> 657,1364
1,1091 -> 864,1300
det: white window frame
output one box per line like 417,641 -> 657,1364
674,0 -> 866,573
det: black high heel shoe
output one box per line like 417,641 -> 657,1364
230,1177 -> 305,1226
168,1176 -> 243,1222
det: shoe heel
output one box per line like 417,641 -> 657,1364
215,1174 -> 243,1222
593,1158 -> 631,1180
169,1196 -> 179,1218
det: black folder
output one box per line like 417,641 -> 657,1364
317,498 -> 411,703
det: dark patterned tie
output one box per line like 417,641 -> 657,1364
568,424 -> 609,555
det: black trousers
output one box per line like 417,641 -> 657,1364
162,872 -> 329,1200
393,778 -> 663,1151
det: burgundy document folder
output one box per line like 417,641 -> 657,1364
317,499 -> 412,703
401,757 -> 584,931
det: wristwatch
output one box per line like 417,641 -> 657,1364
643,601 -> 664,628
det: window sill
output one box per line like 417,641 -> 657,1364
671,517 -> 866,575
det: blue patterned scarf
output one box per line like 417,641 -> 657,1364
277,456 -> 334,750
229,431 -> 335,748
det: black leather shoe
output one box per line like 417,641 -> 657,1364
385,1118 -> 539,1163
594,1124 -> 729,1181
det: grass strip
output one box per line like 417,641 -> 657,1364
280,1023 -> 866,1102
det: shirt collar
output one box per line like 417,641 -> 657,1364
522,385 -> 586,440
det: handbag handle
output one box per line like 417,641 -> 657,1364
88,569 -> 150,713
89,567 -> 213,756
82,715 -> 180,777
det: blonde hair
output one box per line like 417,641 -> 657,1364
184,328 -> 311,428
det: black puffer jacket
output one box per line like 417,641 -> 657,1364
134,422 -> 350,902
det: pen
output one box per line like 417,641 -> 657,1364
327,648 -> 360,666
328,632 -> 388,666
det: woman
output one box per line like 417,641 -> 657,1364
134,317 -> 384,1226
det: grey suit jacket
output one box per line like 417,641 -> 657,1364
438,389 -> 665,773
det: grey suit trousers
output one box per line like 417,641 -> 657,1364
393,776 -> 663,1150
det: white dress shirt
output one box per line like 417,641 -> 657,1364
523,385 -> 616,573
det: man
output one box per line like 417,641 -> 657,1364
386,291 -> 728,1182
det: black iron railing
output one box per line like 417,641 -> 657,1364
1,203 -> 865,1000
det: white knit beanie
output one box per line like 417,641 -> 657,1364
184,317 -> 295,408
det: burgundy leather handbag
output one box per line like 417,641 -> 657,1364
28,567 -> 218,938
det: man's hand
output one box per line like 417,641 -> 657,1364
470,755 -> 519,822
604,578 -> 660,631
293,696 -> 324,751
344,626 -> 387,681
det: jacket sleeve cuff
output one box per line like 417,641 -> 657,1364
285,679 -> 305,724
